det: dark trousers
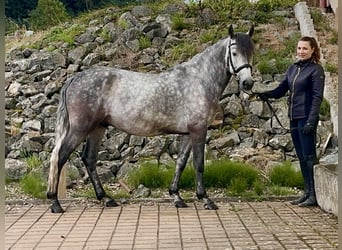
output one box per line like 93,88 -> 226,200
290,118 -> 318,204
290,118 -> 317,162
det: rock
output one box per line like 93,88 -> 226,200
134,184 -> 151,198
5,159 -> 28,181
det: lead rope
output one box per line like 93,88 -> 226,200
242,90 -> 289,134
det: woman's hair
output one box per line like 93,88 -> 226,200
300,36 -> 321,64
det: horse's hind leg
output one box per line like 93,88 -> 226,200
169,135 -> 192,208
82,126 -> 118,207
48,132 -> 85,213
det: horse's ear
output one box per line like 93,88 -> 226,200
228,24 -> 234,37
247,24 -> 254,37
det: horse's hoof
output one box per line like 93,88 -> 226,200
103,197 -> 119,207
174,200 -> 188,208
51,205 -> 65,213
204,201 -> 218,210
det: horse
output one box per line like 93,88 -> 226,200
47,24 -> 255,213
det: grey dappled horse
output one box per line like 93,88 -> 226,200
48,24 -> 255,213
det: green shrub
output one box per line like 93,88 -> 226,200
127,163 -> 173,189
29,0 -> 70,31
269,161 -> 303,188
25,154 -> 43,172
329,30 -> 338,45
325,63 -> 338,74
319,98 -> 331,119
253,180 -> 265,196
230,177 -> 248,194
126,159 -> 260,192
20,173 -> 47,199
204,159 -> 259,189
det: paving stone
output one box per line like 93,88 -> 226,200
5,201 -> 338,249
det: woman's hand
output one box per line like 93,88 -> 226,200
303,123 -> 315,134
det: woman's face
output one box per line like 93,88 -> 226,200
296,40 -> 314,61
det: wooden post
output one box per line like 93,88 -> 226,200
58,166 -> 67,199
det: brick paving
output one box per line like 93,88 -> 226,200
5,201 -> 338,250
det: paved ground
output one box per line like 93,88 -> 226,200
5,200 -> 338,250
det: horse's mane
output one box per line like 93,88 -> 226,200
233,32 -> 254,61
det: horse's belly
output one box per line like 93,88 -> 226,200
106,113 -> 188,136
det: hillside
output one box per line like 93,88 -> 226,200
5,0 -> 338,200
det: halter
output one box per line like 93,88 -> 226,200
226,38 -> 252,80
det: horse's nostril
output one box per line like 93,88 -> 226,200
242,80 -> 253,90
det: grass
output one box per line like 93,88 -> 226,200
126,159 -> 299,199
138,35 -> 152,49
171,14 -> 190,31
269,161 -> 303,189
20,173 -> 47,199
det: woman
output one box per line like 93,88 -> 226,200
259,36 -> 325,207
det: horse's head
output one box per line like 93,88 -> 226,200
226,24 -> 255,91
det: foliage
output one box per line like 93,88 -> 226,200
127,163 -> 173,189
324,63 -> 338,74
319,98 -> 331,120
5,17 -> 20,35
127,159 -> 260,191
255,33 -> 300,75
126,159 -> 302,199
38,24 -> 85,48
329,30 -> 338,45
205,0 -> 253,22
20,172 -> 47,199
25,154 -> 43,172
199,27 -> 226,44
269,161 -> 303,188
268,185 -> 295,196
167,42 -> 198,64
255,0 -> 298,12
139,35 -> 152,49
171,14 -> 190,31
5,0 -> 38,26
310,8 -> 331,32
29,0 -> 70,31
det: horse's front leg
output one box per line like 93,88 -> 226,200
82,127 -> 118,208
169,135 -> 192,208
191,127 -> 218,210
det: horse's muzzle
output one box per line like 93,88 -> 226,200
241,79 -> 254,91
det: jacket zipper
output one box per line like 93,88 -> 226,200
290,67 -> 301,120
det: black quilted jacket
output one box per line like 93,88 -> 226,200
266,58 -> 325,124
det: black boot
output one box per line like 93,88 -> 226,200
290,160 -> 309,205
298,156 -> 317,207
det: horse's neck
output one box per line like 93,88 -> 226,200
188,39 -> 231,96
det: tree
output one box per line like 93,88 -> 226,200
29,0 -> 69,30
5,0 -> 38,25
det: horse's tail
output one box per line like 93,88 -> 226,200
48,76 -> 74,196
55,77 -> 73,140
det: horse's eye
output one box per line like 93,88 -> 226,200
232,52 -> 237,56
